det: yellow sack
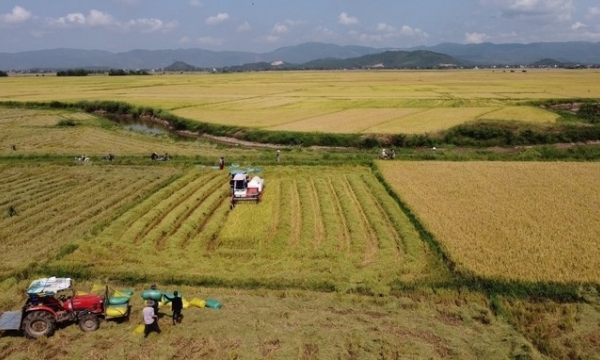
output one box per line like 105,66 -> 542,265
91,283 -> 105,293
106,305 -> 128,318
113,290 -> 131,298
133,324 -> 145,335
189,298 -> 206,308
182,298 -> 190,309
158,300 -> 169,309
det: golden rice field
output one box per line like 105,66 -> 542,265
0,163 -> 440,291
2,69 -> 598,134
378,161 -> 600,283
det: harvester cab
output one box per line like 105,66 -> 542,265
0,277 -> 131,339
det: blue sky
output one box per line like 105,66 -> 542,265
1,0 -> 599,53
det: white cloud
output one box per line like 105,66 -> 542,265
205,13 -> 229,25
1,6 -> 32,24
571,22 -> 586,30
266,19 -> 301,40
272,23 -> 289,34
87,10 -> 116,27
179,36 -> 191,44
487,0 -> 574,21
125,18 -> 178,33
47,10 -> 176,33
399,25 -> 428,38
338,12 -> 359,26
376,23 -> 395,32
588,6 -> 600,18
367,23 -> 428,41
464,32 -> 490,43
237,21 -> 251,32
189,0 -> 203,7
50,12 -> 91,27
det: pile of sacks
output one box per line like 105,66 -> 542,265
141,289 -> 222,310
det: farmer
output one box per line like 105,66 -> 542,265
149,283 -> 160,316
276,150 -> 281,162
143,300 -> 161,338
219,157 -> 225,170
164,291 -> 183,325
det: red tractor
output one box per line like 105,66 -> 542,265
0,277 -> 130,338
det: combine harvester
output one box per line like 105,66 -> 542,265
229,169 -> 265,208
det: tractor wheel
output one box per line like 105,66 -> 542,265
23,311 -> 56,339
79,314 -> 100,332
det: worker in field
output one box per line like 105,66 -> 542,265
219,157 -> 225,170
276,149 -> 280,162
380,148 -> 387,159
143,300 -> 161,338
150,283 -> 160,316
164,291 -> 183,325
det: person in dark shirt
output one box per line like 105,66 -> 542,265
164,291 -> 183,325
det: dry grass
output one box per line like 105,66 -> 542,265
0,279 -> 548,360
378,161 -> 600,283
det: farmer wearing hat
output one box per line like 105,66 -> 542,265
143,300 -> 161,337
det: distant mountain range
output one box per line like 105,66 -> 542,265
1,41 -> 599,71
186,50 -> 469,72
414,41 -> 600,65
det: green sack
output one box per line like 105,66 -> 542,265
141,289 -> 163,301
118,289 -> 134,296
205,298 -> 222,309
108,296 -> 129,305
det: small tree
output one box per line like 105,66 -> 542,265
0,70 -> 8,77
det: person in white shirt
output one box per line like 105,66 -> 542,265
143,300 -> 161,338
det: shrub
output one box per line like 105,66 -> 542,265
578,103 -> 600,124
57,119 -> 77,127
